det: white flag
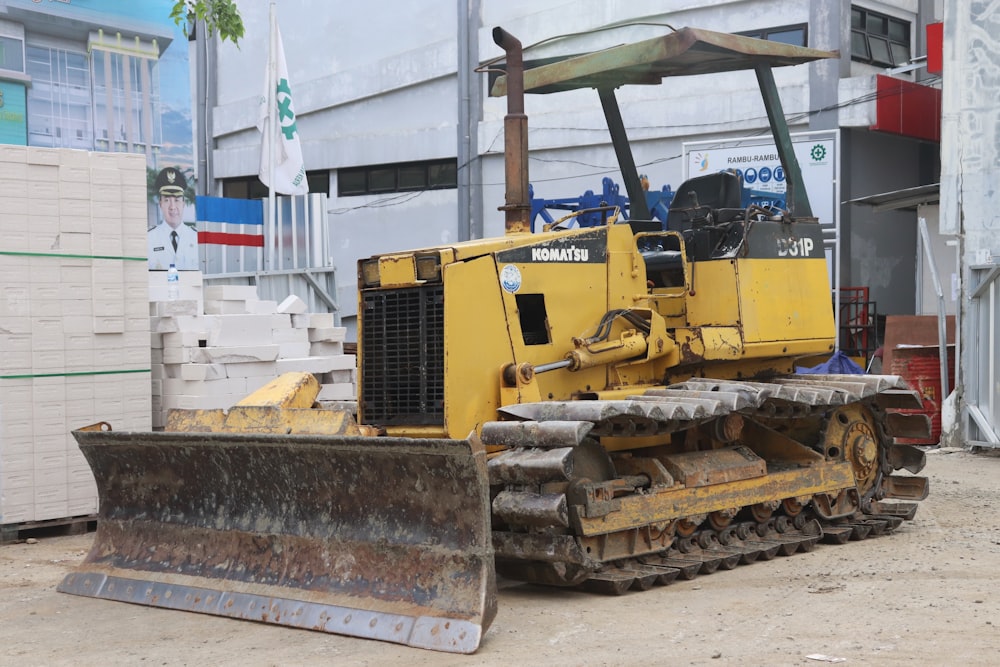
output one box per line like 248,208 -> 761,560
257,24 -> 309,195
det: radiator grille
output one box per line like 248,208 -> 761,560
360,285 -> 445,425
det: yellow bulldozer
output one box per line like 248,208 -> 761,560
59,27 -> 930,654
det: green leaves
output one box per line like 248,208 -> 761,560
171,0 -> 246,46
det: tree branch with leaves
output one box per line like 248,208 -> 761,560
171,0 -> 245,45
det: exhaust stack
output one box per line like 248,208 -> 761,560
492,27 -> 530,234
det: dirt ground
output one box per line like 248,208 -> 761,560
1,447 -> 998,666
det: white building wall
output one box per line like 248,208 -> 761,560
940,1 -> 1000,447
207,0 -> 936,333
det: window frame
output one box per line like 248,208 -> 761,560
221,170 -> 329,200
851,6 -> 911,68
737,23 -> 809,47
0,35 -> 25,73
337,158 -> 458,197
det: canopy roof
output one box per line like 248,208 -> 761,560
490,27 -> 837,97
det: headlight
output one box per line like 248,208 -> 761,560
415,254 -> 441,282
360,259 -> 380,287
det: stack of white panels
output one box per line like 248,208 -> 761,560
0,147 -> 151,526
149,283 -> 356,428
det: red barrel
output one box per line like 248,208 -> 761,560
889,345 -> 955,445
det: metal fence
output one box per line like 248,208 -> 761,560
967,261 -> 1000,448
197,193 -> 339,317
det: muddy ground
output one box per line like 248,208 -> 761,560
1,447 -> 998,666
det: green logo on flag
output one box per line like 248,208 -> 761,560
276,78 -> 298,141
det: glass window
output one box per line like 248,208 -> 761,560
90,47 -> 161,152
223,179 -> 249,199
222,177 -> 270,199
866,13 -> 886,35
869,37 -> 891,65
890,42 -> 909,66
398,164 -> 426,190
888,20 -> 908,42
767,28 -> 806,46
428,161 -> 457,188
851,7 -> 910,67
368,167 -> 395,192
26,44 -> 92,149
738,24 -> 807,47
339,169 -> 366,195
306,170 -> 329,195
0,36 -> 24,72
851,31 -> 869,60
337,159 -> 458,197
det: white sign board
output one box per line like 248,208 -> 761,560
683,133 -> 838,226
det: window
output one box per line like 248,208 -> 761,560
91,48 -> 161,153
306,170 -> 329,194
26,45 -> 92,150
338,158 -> 458,197
222,176 -> 268,200
0,36 -> 24,72
851,7 -> 911,67
739,24 -> 808,47
222,170 -> 329,199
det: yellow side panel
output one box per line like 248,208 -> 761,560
738,257 -> 835,344
442,256 -> 515,440
684,260 -> 740,326
494,261 -> 609,401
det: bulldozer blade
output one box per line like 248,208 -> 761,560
58,429 -> 497,654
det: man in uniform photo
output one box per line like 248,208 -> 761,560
148,167 -> 199,270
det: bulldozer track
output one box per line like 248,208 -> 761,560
485,374 -> 929,593
570,507 -> 916,595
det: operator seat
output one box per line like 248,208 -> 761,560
666,171 -> 743,231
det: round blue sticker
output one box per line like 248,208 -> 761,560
744,167 -> 758,184
500,264 -> 522,293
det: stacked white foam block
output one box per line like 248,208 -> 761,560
149,281 -> 355,428
0,146 -> 151,525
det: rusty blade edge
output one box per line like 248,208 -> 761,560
57,571 -> 485,654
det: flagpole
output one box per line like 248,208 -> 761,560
266,2 -> 277,272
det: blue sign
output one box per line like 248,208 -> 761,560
744,167 -> 757,184
775,166 -> 785,182
759,166 -> 772,183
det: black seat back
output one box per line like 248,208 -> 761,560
667,171 -> 742,230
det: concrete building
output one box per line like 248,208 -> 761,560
0,0 -> 193,171
940,2 -> 1000,448
207,0 -> 943,341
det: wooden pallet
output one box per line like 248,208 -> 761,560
0,515 -> 97,545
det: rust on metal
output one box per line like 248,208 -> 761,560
492,27 -> 531,234
660,447 -> 766,487
887,443 -> 927,474
480,420 -> 594,449
58,429 -> 496,654
882,475 -> 930,501
490,27 -> 838,98
492,490 -> 569,528
884,411 -> 932,439
488,446 -> 576,485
